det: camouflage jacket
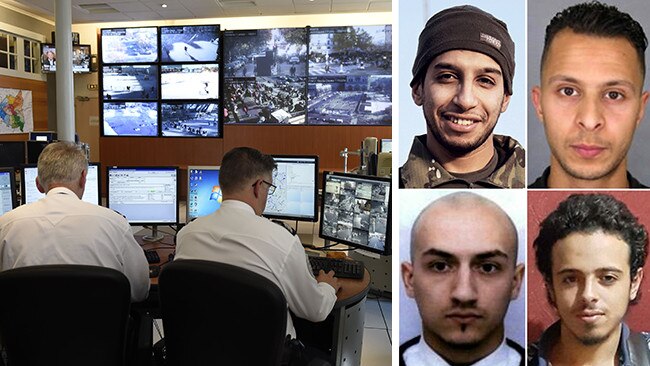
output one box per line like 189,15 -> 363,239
399,134 -> 526,188
528,321 -> 650,366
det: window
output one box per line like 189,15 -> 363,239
23,39 -> 39,74
0,32 -> 17,70
0,26 -> 43,80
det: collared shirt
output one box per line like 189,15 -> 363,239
528,321 -> 650,366
399,134 -> 526,188
528,167 -> 648,188
400,335 -> 523,366
175,199 -> 337,338
0,187 -> 149,302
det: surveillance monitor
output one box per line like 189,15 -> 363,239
160,25 -> 220,63
0,167 -> 17,215
21,163 -> 101,205
102,102 -> 158,136
263,155 -> 318,222
73,44 -> 91,73
101,27 -> 158,64
161,64 -> 219,100
319,171 -> 391,255
102,65 -> 158,100
186,166 -> 222,222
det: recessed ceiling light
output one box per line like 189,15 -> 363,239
161,3 -> 168,8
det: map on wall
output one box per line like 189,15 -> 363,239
0,88 -> 33,134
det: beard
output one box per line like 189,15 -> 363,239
424,111 -> 500,156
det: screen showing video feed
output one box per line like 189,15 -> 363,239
307,75 -> 391,125
101,27 -> 158,64
103,102 -> 158,136
161,64 -> 219,99
187,166 -> 221,222
320,172 -> 391,255
41,44 -> 56,73
224,76 -> 306,124
224,28 -> 307,78
73,45 -> 91,73
161,102 -> 220,137
102,65 -> 158,100
161,25 -> 220,63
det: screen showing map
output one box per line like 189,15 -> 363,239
263,155 -> 318,222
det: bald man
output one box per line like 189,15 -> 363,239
400,192 -> 525,366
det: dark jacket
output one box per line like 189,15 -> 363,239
399,134 -> 525,188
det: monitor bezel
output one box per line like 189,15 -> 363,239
20,162 -> 102,206
100,26 -> 160,65
0,141 -> 26,168
186,165 -> 221,223
380,138 -> 392,153
263,154 -> 319,222
318,171 -> 391,255
40,43 -> 56,73
160,24 -> 221,63
0,167 -> 17,212
73,44 -> 92,74
106,165 -> 180,225
28,131 -> 58,142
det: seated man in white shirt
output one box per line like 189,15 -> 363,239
176,146 -> 340,339
400,192 -> 525,366
0,141 -> 149,302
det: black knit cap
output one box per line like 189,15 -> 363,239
411,5 -> 515,95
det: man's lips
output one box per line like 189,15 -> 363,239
446,311 -> 483,321
576,310 -> 605,323
570,144 -> 606,159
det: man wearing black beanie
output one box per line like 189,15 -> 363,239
399,5 -> 525,189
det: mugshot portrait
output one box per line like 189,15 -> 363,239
527,191 -> 650,343
399,190 -> 527,355
528,0 -> 650,187
398,0 -> 526,187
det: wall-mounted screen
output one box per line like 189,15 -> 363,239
102,65 -> 158,100
308,25 -> 392,125
101,27 -> 158,64
102,102 -> 158,136
73,44 -> 91,73
161,102 -> 220,137
161,25 -> 220,63
41,44 -> 56,73
161,64 -> 219,100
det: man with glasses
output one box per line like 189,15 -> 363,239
176,147 -> 339,341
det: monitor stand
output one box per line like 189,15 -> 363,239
142,225 -> 164,242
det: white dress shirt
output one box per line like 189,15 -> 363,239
403,336 -> 522,366
0,187 -> 149,301
176,199 -> 337,338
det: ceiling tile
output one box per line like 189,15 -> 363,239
257,5 -> 297,16
295,4 -> 330,13
368,1 -> 390,12
331,3 -> 366,12
125,11 -> 163,20
109,2 -> 150,12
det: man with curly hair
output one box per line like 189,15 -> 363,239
529,194 -> 650,364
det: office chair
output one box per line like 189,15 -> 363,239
0,265 -> 131,366
159,260 -> 289,366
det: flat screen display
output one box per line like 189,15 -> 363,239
107,166 -> 179,224
101,27 -> 158,64
0,142 -> 25,167
161,102 -> 220,137
102,102 -> 158,136
319,171 -> 391,255
161,25 -> 220,63
263,155 -> 318,222
102,65 -> 158,100
0,168 -> 16,215
161,64 -> 219,100
73,44 -> 91,73
186,166 -> 221,222
41,44 -> 57,73
21,163 -> 101,205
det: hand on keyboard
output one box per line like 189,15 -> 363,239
316,269 -> 341,292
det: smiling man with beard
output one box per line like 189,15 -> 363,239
399,5 -> 525,189
530,194 -> 650,365
400,192 -> 525,365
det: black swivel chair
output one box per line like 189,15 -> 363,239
0,265 -> 131,366
159,260 -> 289,366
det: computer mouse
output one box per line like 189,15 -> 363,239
149,265 -> 160,278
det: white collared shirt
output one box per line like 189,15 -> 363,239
403,336 -> 521,366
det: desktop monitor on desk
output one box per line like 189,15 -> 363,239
0,168 -> 17,215
0,142 -> 26,168
263,155 -> 319,222
21,163 -> 101,205
186,166 -> 222,222
26,141 -> 50,164
107,166 -> 179,241
29,131 -> 58,142
380,139 -> 392,153
319,171 -> 391,255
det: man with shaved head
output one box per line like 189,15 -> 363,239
400,192 -> 525,365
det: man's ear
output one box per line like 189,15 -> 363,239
501,94 -> 511,113
35,177 -> 45,194
630,268 -> 644,302
79,168 -> 87,189
531,86 -> 545,123
510,263 -> 525,300
411,83 -> 424,106
402,261 -> 416,298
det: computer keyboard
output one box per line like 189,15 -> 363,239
144,249 -> 160,264
309,256 -> 364,279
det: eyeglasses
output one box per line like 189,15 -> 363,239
261,180 -> 276,195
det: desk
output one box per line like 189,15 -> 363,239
138,232 -> 371,366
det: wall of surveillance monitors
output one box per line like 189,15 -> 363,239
99,24 -> 392,137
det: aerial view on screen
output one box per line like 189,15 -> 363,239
160,25 -> 220,63
103,102 -> 158,136
101,27 -> 158,64
161,102 -> 220,137
161,64 -> 219,99
103,65 -> 158,100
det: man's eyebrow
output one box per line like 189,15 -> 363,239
433,62 -> 502,76
420,248 -> 509,260
421,248 -> 455,259
556,267 -> 624,275
474,250 -> 509,261
547,75 -> 636,89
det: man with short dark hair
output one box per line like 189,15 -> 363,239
176,147 -> 339,339
0,142 -> 149,302
530,2 -> 649,188
399,5 -> 525,189
530,194 -> 650,364
400,192 -> 525,365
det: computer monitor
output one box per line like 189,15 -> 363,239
186,166 -> 222,222
107,166 -> 179,240
26,141 -> 50,164
263,155 -> 318,222
0,142 -> 26,167
380,138 -> 392,153
319,171 -> 391,255
28,131 -> 58,142
0,168 -> 17,215
21,163 -> 101,205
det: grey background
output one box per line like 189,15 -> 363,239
528,0 -> 650,185
398,190 -> 527,348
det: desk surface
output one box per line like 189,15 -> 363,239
137,234 -> 371,304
